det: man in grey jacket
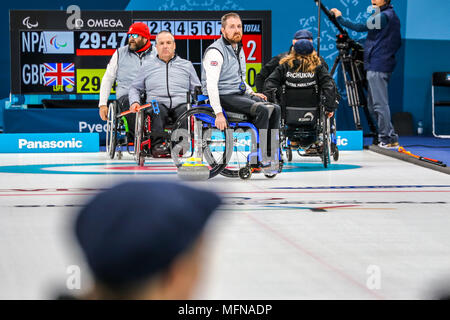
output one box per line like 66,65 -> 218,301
129,31 -> 201,157
98,22 -> 154,141
202,13 -> 281,162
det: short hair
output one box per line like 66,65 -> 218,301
156,30 -> 175,43
221,12 -> 242,28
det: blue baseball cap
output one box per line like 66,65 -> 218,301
75,180 -> 222,289
294,29 -> 313,40
294,39 -> 314,55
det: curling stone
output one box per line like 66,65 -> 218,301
177,157 -> 210,181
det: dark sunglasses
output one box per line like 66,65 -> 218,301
128,34 -> 140,39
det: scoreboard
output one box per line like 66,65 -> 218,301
10,10 -> 271,105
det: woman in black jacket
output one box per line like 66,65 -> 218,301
263,39 -> 337,114
263,39 -> 337,150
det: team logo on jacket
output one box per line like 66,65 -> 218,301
210,61 -> 218,66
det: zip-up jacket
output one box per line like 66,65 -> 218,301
129,55 -> 201,108
98,45 -> 154,106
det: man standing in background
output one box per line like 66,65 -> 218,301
331,0 -> 401,148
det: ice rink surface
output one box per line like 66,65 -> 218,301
0,150 -> 449,299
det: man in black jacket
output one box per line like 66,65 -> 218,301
331,0 -> 401,148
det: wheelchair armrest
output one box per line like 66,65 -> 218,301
190,85 -> 209,104
196,94 -> 209,103
194,86 -> 202,98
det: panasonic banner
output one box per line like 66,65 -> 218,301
0,133 -> 99,153
3,109 -> 108,145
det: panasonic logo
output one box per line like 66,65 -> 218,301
18,138 -> 83,149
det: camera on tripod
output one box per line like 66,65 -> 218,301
335,33 -> 364,66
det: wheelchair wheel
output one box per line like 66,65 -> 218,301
332,143 -> 339,161
286,147 -> 293,162
238,167 -> 252,180
106,102 -> 118,160
221,127 -> 284,179
321,112 -> 331,168
171,107 -> 233,179
278,159 -> 284,173
218,127 -> 257,179
134,110 -> 145,167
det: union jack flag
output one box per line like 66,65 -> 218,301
44,63 -> 75,86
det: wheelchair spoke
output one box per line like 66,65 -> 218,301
170,107 -> 232,178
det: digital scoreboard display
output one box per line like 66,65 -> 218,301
10,10 -> 271,100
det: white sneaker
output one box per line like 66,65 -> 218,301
378,142 -> 399,149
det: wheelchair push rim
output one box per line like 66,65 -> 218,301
171,107 -> 233,179
134,110 -> 146,167
106,101 -> 117,160
321,110 -> 332,168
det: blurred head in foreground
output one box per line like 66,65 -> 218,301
74,180 -> 221,299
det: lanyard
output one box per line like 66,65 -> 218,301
233,45 -> 246,93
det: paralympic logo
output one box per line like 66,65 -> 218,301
50,36 -> 68,49
22,16 -> 39,29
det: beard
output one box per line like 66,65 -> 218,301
226,32 -> 242,44
128,40 -> 144,52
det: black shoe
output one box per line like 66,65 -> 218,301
151,143 -> 170,158
126,132 -> 134,143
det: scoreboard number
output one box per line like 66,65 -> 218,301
246,63 -> 262,91
189,21 -> 201,36
149,21 -> 161,35
161,21 -> 174,33
77,69 -> 115,94
175,21 -> 187,36
202,21 -> 215,36
215,21 -> 222,35
79,32 -> 127,49
246,40 -> 257,61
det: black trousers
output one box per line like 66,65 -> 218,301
151,103 -> 187,145
219,93 -> 281,130
219,93 -> 281,156
117,95 -> 135,137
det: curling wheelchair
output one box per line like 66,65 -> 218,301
105,99 -> 173,165
170,92 -> 284,180
278,85 -> 339,168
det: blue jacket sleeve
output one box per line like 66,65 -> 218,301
337,12 -> 388,32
